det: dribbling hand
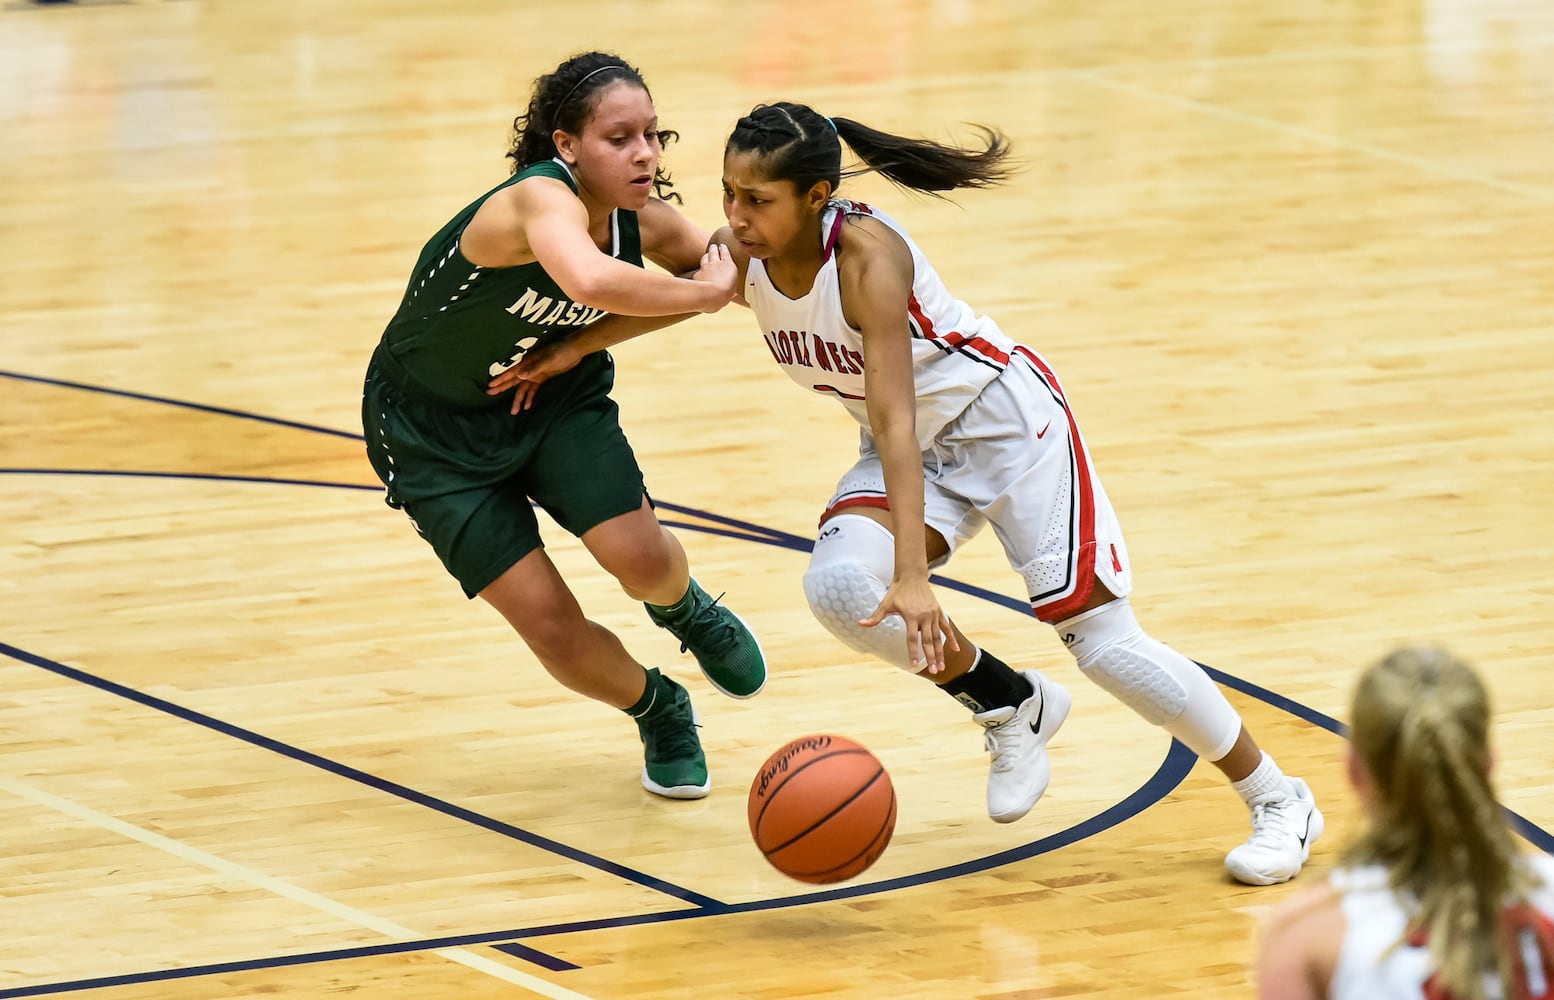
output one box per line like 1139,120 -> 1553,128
859,576 -> 960,675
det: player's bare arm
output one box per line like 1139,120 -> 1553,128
510,176 -> 733,316
841,217 -> 958,673
1254,886 -> 1342,1000
639,196 -> 714,276
457,183 -> 529,266
484,212 -> 733,413
490,253 -> 734,412
488,197 -> 716,403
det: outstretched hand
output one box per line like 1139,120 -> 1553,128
859,575 -> 959,674
486,337 -> 585,414
694,242 -> 739,311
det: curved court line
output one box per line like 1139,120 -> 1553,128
0,744 -> 1198,1000
0,465 -> 1200,995
5,375 -> 1550,995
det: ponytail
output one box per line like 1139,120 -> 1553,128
726,101 -> 1013,199
1346,646 -> 1547,1000
833,117 -> 1012,194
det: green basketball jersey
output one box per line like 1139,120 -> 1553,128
377,159 -> 642,408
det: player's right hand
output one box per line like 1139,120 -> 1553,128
692,243 -> 738,311
860,575 -> 959,675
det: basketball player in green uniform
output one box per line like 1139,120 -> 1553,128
361,52 -> 766,800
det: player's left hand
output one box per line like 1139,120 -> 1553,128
487,338 -> 585,414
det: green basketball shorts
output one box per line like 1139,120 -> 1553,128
362,347 -> 647,597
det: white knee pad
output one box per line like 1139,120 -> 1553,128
802,515 -> 917,672
1056,598 -> 1241,761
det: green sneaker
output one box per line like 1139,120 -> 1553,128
634,674 -> 711,799
645,579 -> 768,699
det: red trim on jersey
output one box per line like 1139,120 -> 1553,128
1017,345 -> 1101,622
1408,903 -> 1554,1000
907,293 -> 1010,366
823,210 -> 845,259
819,495 -> 890,526
814,383 -> 866,401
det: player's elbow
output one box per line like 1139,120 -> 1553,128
866,407 -> 917,445
554,269 -> 612,310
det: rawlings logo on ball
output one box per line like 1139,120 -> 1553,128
748,734 -> 896,884
753,736 -> 835,798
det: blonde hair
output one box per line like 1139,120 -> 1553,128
1344,645 -> 1542,1000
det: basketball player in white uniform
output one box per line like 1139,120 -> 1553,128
1259,646 -> 1554,998
720,101 -> 1321,886
491,101 -> 1322,884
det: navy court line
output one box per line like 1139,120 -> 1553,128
0,468 -> 382,491
7,375 -> 1551,994
0,468 -> 805,549
0,640 -> 722,910
490,943 -> 581,971
0,370 -> 361,441
0,743 -> 1199,999
7,467 -> 1552,858
1,365 -> 811,546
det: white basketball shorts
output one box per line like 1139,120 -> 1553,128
819,346 -> 1132,622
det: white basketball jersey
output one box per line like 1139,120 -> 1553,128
744,199 -> 1018,452
1330,855 -> 1554,1000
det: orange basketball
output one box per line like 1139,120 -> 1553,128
748,734 -> 896,884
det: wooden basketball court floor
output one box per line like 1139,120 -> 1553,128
2,0 -> 1551,996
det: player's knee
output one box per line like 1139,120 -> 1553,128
512,607 -> 588,667
1057,597 -> 1240,759
1060,599 -> 1186,724
803,516 -> 918,672
803,559 -> 914,671
598,528 -> 677,594
609,554 -> 669,596
803,558 -> 879,638
1079,642 -> 1188,726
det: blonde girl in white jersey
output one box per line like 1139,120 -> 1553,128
1258,645 -> 1554,999
495,101 -> 1320,884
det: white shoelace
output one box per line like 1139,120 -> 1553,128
1246,795 -> 1304,848
983,719 -> 1023,773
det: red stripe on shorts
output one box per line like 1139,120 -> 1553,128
819,494 -> 890,527
1016,346 -> 1099,621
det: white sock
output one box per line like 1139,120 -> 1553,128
1231,751 -> 1290,805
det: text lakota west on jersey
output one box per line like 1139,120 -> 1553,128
764,329 -> 864,376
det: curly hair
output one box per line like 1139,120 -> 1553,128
506,51 -> 680,202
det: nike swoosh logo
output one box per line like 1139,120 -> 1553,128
1035,420 -> 1052,439
1296,809 -> 1313,848
1029,688 -> 1045,736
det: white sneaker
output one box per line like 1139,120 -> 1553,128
1225,777 -> 1324,885
973,670 -> 1071,823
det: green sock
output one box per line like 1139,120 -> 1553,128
647,579 -> 699,622
624,668 -> 668,719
